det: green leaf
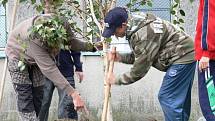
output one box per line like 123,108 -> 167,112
18,61 -> 24,68
173,20 -> 178,25
173,3 -> 178,8
31,0 -> 36,4
126,3 -> 132,8
36,5 -> 44,12
20,0 -> 27,3
133,8 -> 140,12
72,0 -> 79,4
174,0 -> 180,3
179,9 -> 186,16
105,38 -> 112,42
180,26 -> 185,31
170,10 -> 176,15
140,1 -> 146,5
86,37 -> 90,40
132,0 -> 138,2
50,28 -> 55,31
87,30 -> 94,36
36,24 -> 43,29
189,0 -> 194,3
147,1 -> 153,7
75,27 -> 82,33
20,65 -> 26,71
179,18 -> 184,23
1,0 -> 8,7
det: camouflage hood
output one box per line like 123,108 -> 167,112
126,12 -> 156,40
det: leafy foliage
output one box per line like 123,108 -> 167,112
170,1 -> 185,31
1,0 -> 8,7
30,15 -> 69,50
0,0 -> 195,40
170,0 -> 194,31
0,0 -> 195,68
126,0 -> 152,12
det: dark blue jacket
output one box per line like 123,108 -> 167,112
56,50 -> 82,78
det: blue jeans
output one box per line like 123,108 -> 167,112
158,62 -> 196,121
198,61 -> 215,121
39,77 -> 78,121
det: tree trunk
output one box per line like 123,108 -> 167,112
44,0 -> 52,13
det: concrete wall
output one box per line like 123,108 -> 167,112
0,0 -> 204,121
0,56 -> 202,121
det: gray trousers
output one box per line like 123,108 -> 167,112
8,59 -> 44,121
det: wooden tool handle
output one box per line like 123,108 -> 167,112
101,47 -> 116,121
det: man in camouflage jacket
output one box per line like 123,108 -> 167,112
103,7 -> 196,121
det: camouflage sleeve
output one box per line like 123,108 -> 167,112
115,32 -> 160,85
119,52 -> 135,64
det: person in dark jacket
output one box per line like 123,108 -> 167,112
39,50 -> 83,121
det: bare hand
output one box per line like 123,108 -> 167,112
75,71 -> 84,83
71,91 -> 85,111
199,56 -> 209,72
106,72 -> 116,85
108,51 -> 121,62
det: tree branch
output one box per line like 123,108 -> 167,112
44,0 -> 51,13
65,1 -> 97,32
88,0 -> 103,31
99,0 -> 105,20
109,0 -> 117,10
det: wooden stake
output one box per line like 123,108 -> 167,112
106,101 -> 113,121
100,1 -> 117,120
0,0 -> 20,108
101,47 -> 116,121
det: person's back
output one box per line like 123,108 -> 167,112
57,50 -> 82,78
115,12 -> 195,84
6,16 -> 37,62
126,12 -> 194,73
